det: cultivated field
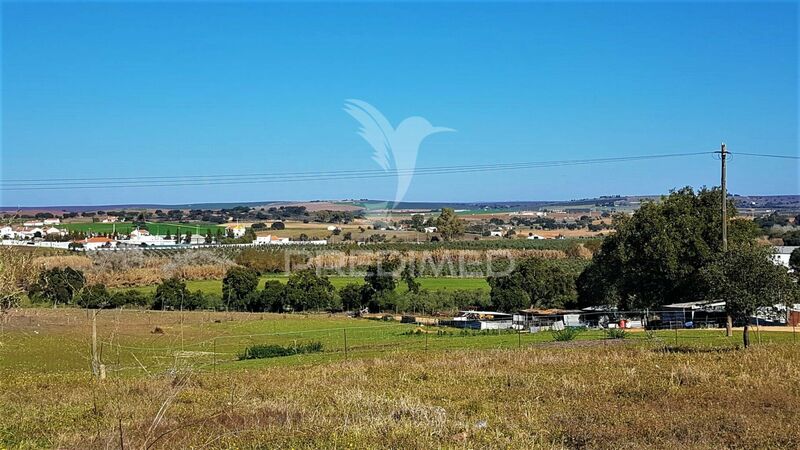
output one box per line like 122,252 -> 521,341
61,221 -> 225,236
1,309 -> 798,448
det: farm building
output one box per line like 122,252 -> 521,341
514,308 -> 585,331
423,226 -> 437,233
527,234 -> 545,240
255,235 -> 291,245
660,300 -> 727,328
441,311 -> 513,330
73,236 -> 117,250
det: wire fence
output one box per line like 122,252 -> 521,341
3,308 -> 797,378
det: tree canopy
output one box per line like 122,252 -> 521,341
435,208 -> 465,241
701,244 -> 799,347
488,258 -> 577,312
576,187 -> 759,309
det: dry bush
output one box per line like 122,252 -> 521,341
32,255 -> 94,271
306,249 -> 566,270
0,247 -> 39,313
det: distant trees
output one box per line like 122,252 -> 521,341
270,222 -> 286,230
435,208 -> 465,241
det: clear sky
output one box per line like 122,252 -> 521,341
2,1 -> 798,207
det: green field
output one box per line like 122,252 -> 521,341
124,276 -> 490,296
1,308 -> 798,448
61,221 -> 225,235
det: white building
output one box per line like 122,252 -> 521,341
23,221 -> 44,227
43,218 -> 61,225
773,246 -> 799,269
230,224 -> 246,238
527,234 -> 546,240
0,226 -> 13,238
423,226 -> 437,233
73,236 -> 117,250
255,235 -> 291,245
489,230 -> 503,237
45,227 -> 66,236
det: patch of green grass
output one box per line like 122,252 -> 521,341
61,221 -> 225,236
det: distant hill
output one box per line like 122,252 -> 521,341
3,195 -> 798,214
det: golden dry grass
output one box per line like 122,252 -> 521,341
1,310 -> 798,449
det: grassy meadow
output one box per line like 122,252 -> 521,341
1,308 -> 799,448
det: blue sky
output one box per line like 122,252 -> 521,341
2,1 -> 797,207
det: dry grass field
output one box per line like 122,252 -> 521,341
1,309 -> 799,448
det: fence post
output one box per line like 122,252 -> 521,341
213,338 -> 217,373
425,331 -> 428,352
518,327 -> 521,349
674,325 -> 678,347
343,329 -> 348,361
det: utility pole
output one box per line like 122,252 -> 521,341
719,143 -> 734,337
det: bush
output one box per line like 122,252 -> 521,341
552,327 -> 582,342
111,289 -> 150,308
605,328 -> 627,340
238,341 -> 323,360
270,221 -> 286,230
75,284 -> 111,309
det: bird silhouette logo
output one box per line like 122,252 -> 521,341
344,99 -> 454,212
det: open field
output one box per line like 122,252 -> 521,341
121,276 -> 490,296
1,308 -> 798,448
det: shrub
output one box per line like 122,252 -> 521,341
552,327 -> 582,342
75,284 -> 111,309
605,328 -> 627,340
110,289 -> 150,308
238,341 -> 323,360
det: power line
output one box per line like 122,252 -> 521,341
1,151 -> 713,191
730,152 -> 799,160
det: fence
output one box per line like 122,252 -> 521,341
3,308 -> 797,378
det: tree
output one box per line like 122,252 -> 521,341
435,208 -> 465,241
270,221 -> 286,230
256,280 -> 286,312
364,258 -> 398,294
790,247 -> 800,274
701,244 -> 799,348
152,278 -> 206,310
411,214 -> 425,232
75,284 -> 112,309
28,267 -> 85,307
339,283 -> 364,311
284,269 -> 336,311
205,231 -> 213,244
576,187 -> 759,310
488,258 -> 576,312
401,264 -> 420,294
222,267 -> 259,310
